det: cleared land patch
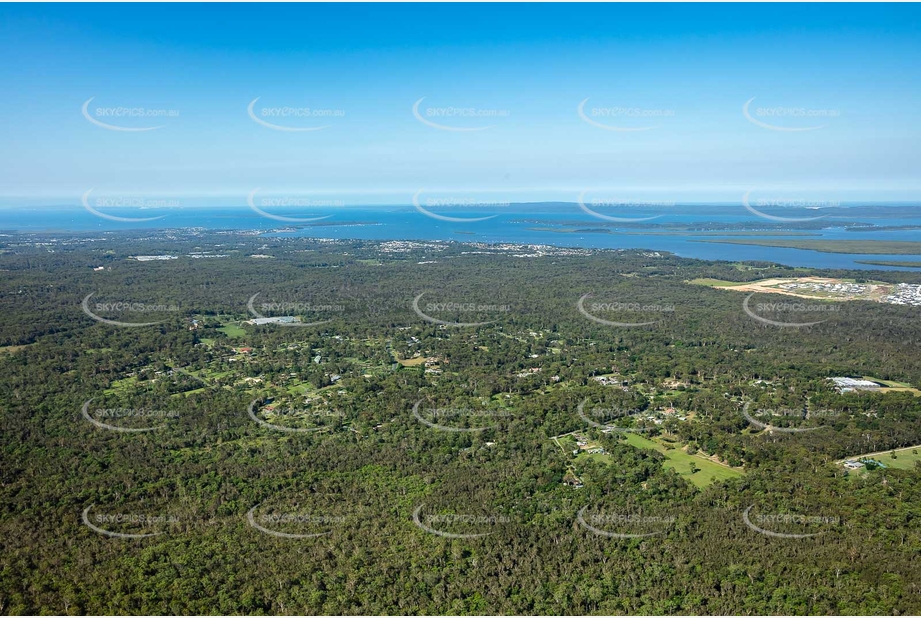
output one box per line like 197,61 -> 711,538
690,276 -> 890,302
622,433 -> 744,488
397,356 -> 428,367
861,376 -> 921,396
218,323 -> 246,338
0,344 -> 30,354
838,444 -> 921,477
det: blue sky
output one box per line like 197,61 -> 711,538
1,3 -> 920,205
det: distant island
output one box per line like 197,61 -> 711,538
855,260 -> 921,268
692,238 -> 921,255
528,226 -> 819,237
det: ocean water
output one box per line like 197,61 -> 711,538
2,203 -> 921,271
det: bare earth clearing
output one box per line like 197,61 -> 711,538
690,276 -> 891,302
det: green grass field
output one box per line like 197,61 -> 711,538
842,446 -> 921,476
622,432 -> 744,488
171,387 -> 208,398
82,347 -> 113,354
862,376 -> 921,396
576,452 -> 613,464
286,380 -> 316,395
879,449 -> 921,471
397,356 -> 427,367
203,370 -> 233,380
688,278 -> 747,287
218,323 -> 246,338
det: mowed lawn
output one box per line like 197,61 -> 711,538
688,278 -> 746,287
397,356 -> 427,367
219,323 -> 247,338
862,376 -> 921,396
843,446 -> 921,475
880,448 -> 921,470
622,432 -> 744,488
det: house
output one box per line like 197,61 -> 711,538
594,375 -> 629,387
515,368 -> 541,377
563,471 -> 583,488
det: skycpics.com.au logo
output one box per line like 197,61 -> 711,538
411,504 -> 509,539
81,189 -> 176,223
741,401 -> 839,434
742,97 -> 839,132
82,293 -> 179,328
742,294 -> 839,328
247,189 -> 342,223
577,399 -> 649,432
412,400 -> 512,433
576,506 -> 674,538
81,399 -> 178,433
577,293 -> 673,328
742,190 -> 835,223
82,97 -> 178,132
80,367 -> 205,432
577,191 -> 674,223
247,97 -> 344,131
412,292 -> 509,327
247,399 -> 336,434
411,190 -> 505,222
246,503 -> 344,540
82,504 -> 178,539
577,98 -> 675,132
742,505 -> 839,539
246,293 -> 343,327
412,97 -> 509,132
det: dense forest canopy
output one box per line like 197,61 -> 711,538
2,229 -> 921,615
